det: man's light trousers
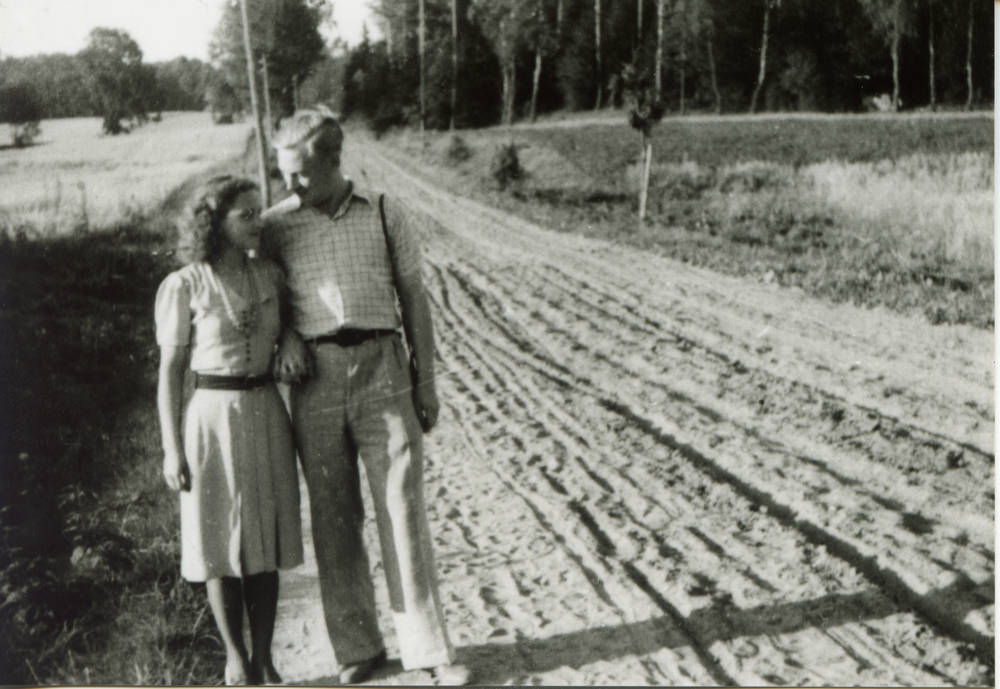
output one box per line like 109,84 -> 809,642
291,334 -> 456,670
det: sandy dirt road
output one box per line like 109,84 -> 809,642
268,138 -> 994,686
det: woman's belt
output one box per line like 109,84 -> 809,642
194,373 -> 271,390
306,329 -> 397,347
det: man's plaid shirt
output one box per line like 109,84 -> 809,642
260,183 -> 421,339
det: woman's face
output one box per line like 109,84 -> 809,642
219,190 -> 262,253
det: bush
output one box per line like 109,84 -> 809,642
447,135 -> 473,163
0,82 -> 43,147
489,143 -> 521,188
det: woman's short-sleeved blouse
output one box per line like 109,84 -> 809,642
155,259 -> 284,376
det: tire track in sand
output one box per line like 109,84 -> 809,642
312,141 -> 994,685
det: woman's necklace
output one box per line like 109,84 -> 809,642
213,259 -> 259,335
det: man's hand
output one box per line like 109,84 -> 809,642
274,328 -> 313,384
413,378 -> 440,433
163,450 -> 191,492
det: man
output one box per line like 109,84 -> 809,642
261,108 -> 470,686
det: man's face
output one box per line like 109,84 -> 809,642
276,145 -> 337,206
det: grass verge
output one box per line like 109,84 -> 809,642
0,137 -> 274,683
0,221 -> 228,684
380,114 -> 994,328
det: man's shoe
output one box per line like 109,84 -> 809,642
430,663 -> 472,686
338,649 -> 387,685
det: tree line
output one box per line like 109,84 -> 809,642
0,0 -> 991,146
0,0 -> 330,142
342,0 -> 993,130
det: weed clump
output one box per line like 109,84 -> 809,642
447,135 -> 473,163
489,143 -> 521,188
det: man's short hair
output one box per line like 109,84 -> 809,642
272,107 -> 344,161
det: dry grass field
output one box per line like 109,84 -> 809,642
0,113 -> 252,235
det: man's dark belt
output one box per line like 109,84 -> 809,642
195,373 -> 271,390
307,329 -> 397,347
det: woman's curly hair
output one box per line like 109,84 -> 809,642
176,175 -> 259,264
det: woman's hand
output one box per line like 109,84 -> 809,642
163,450 -> 191,492
273,328 -> 313,384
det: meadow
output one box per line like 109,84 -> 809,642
386,112 -> 994,327
0,113 -> 252,236
0,113 -> 254,684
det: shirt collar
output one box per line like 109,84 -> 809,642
319,179 -> 377,220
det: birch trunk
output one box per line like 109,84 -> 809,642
419,0 -> 427,134
594,0 -> 602,109
749,1 -> 770,114
450,0 -> 458,130
502,61 -> 516,126
637,0 -> 643,47
964,0 -> 973,110
707,29 -> 721,114
655,0 -> 665,98
890,0 -> 901,111
530,49 -> 542,122
679,24 -> 686,115
927,12 -> 935,111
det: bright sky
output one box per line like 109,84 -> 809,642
0,0 -> 377,62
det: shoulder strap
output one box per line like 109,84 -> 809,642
379,193 -> 400,297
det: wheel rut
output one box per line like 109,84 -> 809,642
325,141 -> 995,686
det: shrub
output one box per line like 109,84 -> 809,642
0,82 -> 43,147
447,135 -> 473,163
489,143 -> 521,187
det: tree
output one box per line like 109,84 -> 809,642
748,0 -> 780,113
0,82 -> 43,146
470,0 -> 532,126
858,0 -> 911,111
419,0 -> 427,133
593,0 -> 602,108
79,28 -> 149,134
654,0 -> 666,97
963,0 -> 973,110
211,0 -> 327,120
450,0 -> 459,130
528,0 -> 558,122
622,63 -> 664,223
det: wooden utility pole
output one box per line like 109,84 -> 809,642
239,0 -> 271,207
261,54 -> 274,136
451,0 -> 459,130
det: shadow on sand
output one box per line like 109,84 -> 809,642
289,580 -> 992,686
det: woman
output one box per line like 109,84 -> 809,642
156,175 -> 303,685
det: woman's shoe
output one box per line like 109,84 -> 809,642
252,661 -> 283,686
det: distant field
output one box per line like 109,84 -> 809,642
0,113 -> 252,235
519,113 -> 995,181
